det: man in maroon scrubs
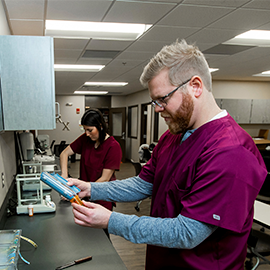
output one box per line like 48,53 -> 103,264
69,40 -> 267,269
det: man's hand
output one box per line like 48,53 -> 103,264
71,201 -> 112,229
67,178 -> 91,198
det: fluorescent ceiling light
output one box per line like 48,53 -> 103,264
84,82 -> 128,87
209,68 -> 219,73
74,91 -> 108,95
46,20 -> 152,41
253,70 -> 270,77
54,64 -> 105,72
234,30 -> 270,40
223,30 -> 270,47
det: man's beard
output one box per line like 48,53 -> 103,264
168,92 -> 194,135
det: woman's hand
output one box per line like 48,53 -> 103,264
67,178 -> 91,198
71,201 -> 112,229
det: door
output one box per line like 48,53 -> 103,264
140,103 -> 152,145
109,107 -> 126,162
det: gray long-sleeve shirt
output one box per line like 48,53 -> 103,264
91,177 -> 217,249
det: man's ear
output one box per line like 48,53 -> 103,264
190,76 -> 203,98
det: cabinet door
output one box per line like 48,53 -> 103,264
250,99 -> 270,124
222,99 -> 251,124
0,36 -> 55,131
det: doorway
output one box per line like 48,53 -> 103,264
140,102 -> 159,145
109,107 -> 126,162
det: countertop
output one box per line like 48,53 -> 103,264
3,191 -> 127,270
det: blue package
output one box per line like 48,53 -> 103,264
51,173 -> 81,194
40,172 -> 80,200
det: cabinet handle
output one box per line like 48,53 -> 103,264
55,102 -> 60,119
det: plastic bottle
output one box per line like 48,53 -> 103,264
28,204 -> 34,216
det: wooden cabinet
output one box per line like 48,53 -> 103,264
0,36 -> 55,131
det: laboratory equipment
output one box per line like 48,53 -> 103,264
21,161 -> 51,191
22,160 -> 42,174
19,131 -> 35,161
16,174 -> 56,214
37,134 -> 50,152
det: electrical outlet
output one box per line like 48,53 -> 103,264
1,172 -> 4,188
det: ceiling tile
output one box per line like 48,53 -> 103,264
127,0 -> 182,2
183,0 -> 250,8
62,71 -> 96,82
54,49 -> 82,60
54,38 -> 89,50
82,50 -> 121,59
9,20 -> 43,35
46,0 -> 113,21
243,0 -> 270,10
4,0 -> 44,20
187,28 -> 247,44
140,25 -> 200,42
86,40 -> 132,51
157,4 -> 234,27
116,64 -> 147,81
76,58 -> 111,65
127,40 -> 169,53
117,51 -> 155,61
92,65 -> 136,81
54,58 -> 77,65
203,44 -> 255,55
209,8 -> 270,30
104,1 -> 176,24
257,22 -> 270,30
89,71 -> 121,81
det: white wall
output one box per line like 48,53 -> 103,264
0,3 -> 10,35
0,133 -> 16,207
38,95 -> 85,146
213,81 -> 270,99
0,1 -> 15,210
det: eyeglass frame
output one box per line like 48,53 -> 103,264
151,78 -> 192,109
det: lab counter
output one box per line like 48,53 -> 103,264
3,191 -> 127,270
253,138 -> 270,150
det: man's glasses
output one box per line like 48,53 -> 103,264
151,78 -> 191,109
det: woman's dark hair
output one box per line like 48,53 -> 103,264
81,108 -> 107,143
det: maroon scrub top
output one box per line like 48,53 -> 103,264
140,114 -> 267,270
70,133 -> 122,209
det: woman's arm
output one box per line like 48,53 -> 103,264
60,145 -> 75,179
96,168 -> 115,183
